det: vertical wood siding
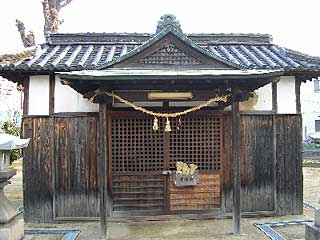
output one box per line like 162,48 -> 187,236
222,114 -> 274,213
222,114 -> 302,215
22,117 -> 54,222
54,116 -> 99,219
22,115 -> 99,222
275,115 -> 303,215
22,113 -> 302,222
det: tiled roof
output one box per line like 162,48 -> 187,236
0,48 -> 35,65
1,32 -> 320,72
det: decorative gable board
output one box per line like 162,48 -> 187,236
139,43 -> 202,65
113,34 -> 235,69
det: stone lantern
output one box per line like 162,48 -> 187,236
0,132 -> 29,240
0,150 -> 10,171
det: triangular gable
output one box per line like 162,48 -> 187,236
94,26 -> 246,70
139,42 -> 203,65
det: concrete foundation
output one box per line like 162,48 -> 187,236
306,209 -> 320,240
306,222 -> 320,240
315,209 -> 320,227
0,217 -> 24,240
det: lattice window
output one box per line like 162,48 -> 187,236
140,44 -> 202,65
111,118 -> 165,172
169,116 -> 221,171
111,114 -> 221,173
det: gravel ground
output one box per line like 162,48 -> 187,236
4,161 -> 320,240
303,167 -> 320,209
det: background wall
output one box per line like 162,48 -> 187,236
54,76 -> 98,113
301,78 -> 320,139
27,75 -> 298,115
29,75 -> 49,115
277,76 -> 296,114
28,75 -> 99,115
240,76 -> 296,113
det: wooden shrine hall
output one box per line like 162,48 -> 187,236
2,14 -> 320,237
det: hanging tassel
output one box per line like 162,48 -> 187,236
177,117 -> 182,131
153,117 -> 159,131
165,118 -> 171,132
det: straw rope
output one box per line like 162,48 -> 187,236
92,91 -> 229,118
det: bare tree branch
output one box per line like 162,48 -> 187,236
15,0 -> 74,46
42,0 -> 73,35
60,0 -> 73,9
15,20 -> 35,48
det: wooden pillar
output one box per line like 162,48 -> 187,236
99,103 -> 109,239
23,76 -> 29,115
272,81 -> 278,113
295,79 -> 301,114
232,89 -> 241,235
49,74 -> 55,115
272,81 -> 278,213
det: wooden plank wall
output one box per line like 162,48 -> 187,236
22,115 -> 99,223
112,174 -> 166,212
222,114 -> 274,213
54,116 -> 99,219
170,172 -> 220,211
222,114 -> 302,215
22,113 -> 302,222
22,117 -> 53,223
275,115 -> 303,215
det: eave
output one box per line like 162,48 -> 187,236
58,68 -> 284,81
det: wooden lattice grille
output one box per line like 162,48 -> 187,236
168,116 -> 221,171
110,112 -> 222,213
140,44 -> 202,65
112,174 -> 165,212
111,117 -> 165,173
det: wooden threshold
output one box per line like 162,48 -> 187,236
54,210 -> 276,222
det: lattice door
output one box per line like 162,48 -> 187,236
168,115 -> 222,211
111,114 -> 166,213
169,115 -> 222,171
110,112 -> 222,214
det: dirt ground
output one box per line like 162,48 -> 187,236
4,160 -> 320,240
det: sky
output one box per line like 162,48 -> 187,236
0,0 -> 320,56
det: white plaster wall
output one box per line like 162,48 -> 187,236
239,83 -> 272,111
301,79 -> 320,139
54,76 -> 99,113
29,75 -> 49,115
277,76 -> 296,114
253,83 -> 272,111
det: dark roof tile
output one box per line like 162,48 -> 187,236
1,32 -> 320,72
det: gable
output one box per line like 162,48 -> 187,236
139,43 -> 202,65
96,27 -> 243,70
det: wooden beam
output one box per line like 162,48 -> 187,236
99,103 -> 109,239
295,78 -> 301,114
272,113 -> 278,214
49,74 -> 55,115
272,82 -> 278,113
23,76 -> 29,115
232,88 -> 241,235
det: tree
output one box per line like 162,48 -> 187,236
15,20 -> 35,48
15,0 -> 74,47
42,0 -> 74,34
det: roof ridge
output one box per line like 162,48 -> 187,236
283,47 -> 320,61
48,32 -> 271,37
46,32 -> 272,45
93,26 -> 246,70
